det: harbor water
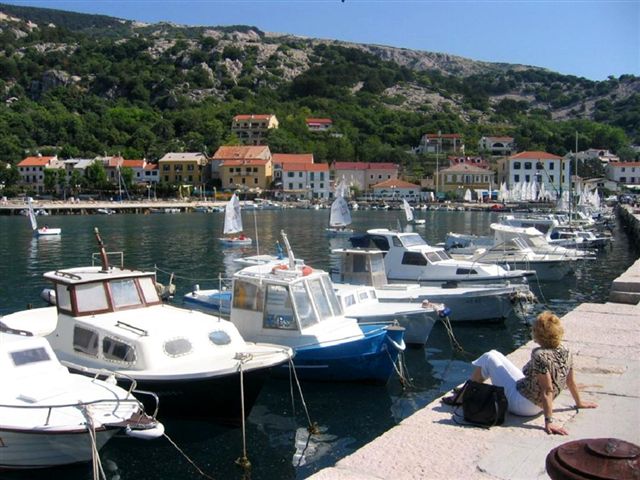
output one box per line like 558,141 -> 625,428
0,208 -> 638,480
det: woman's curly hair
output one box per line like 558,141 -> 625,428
532,311 -> 564,348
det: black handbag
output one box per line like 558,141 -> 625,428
455,380 -> 508,428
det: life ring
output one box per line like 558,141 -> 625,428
301,266 -> 313,276
272,264 -> 288,273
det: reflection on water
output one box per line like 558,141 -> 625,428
0,209 -> 637,479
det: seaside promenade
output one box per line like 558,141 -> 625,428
310,207 -> 640,480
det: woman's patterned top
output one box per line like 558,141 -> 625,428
516,345 -> 573,407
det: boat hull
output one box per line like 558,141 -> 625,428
219,237 -> 252,246
72,368 -> 273,426
0,427 -> 116,469
272,325 -> 404,384
350,312 -> 436,347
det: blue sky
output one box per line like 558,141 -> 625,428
2,0 -> 638,80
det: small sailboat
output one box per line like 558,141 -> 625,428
326,181 -> 354,236
403,199 -> 425,225
27,198 -> 61,236
219,193 -> 252,246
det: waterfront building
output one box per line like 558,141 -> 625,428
577,148 -> 619,165
332,162 -> 399,194
272,153 -> 314,186
17,154 -> 63,194
505,151 -> 569,196
281,162 -> 330,200
214,145 -> 273,191
479,136 -> 515,156
371,179 -> 422,201
605,162 -> 640,188
158,152 -> 210,187
231,114 -> 279,145
439,163 -> 496,198
448,156 -> 490,169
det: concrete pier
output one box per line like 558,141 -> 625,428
310,206 -> 640,480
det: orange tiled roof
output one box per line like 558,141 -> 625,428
273,153 -> 314,164
18,156 -> 56,167
121,159 -> 144,168
334,162 -> 398,170
484,136 -> 514,141
510,151 -> 562,160
372,179 -> 420,189
282,163 -> 328,172
424,133 -> 461,139
233,114 -> 274,121
608,162 -> 640,167
220,159 -> 270,167
144,163 -> 158,171
213,145 -> 270,160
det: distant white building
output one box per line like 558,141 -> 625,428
507,151 -> 570,196
478,136 -> 515,156
17,155 -> 63,194
576,148 -> 619,164
605,162 -> 640,186
281,162 -> 330,200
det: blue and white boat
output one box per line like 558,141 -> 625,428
225,232 -> 406,384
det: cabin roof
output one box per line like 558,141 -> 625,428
44,266 -> 155,285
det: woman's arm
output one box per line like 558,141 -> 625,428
536,372 -> 568,435
566,368 -> 598,409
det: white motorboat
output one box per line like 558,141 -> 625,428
331,248 -> 536,323
27,198 -> 61,236
219,193 -> 252,246
1,229 -> 291,425
335,284 -> 442,347
0,328 -> 164,469
450,223 -> 586,282
349,229 -> 533,284
225,232 -> 405,383
402,199 -> 425,225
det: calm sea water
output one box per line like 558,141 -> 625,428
0,208 -> 637,480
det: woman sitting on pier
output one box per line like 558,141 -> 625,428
446,311 -> 597,435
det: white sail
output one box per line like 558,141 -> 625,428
329,196 -> 351,227
402,199 -> 414,222
27,198 -> 38,231
223,193 -> 243,235
463,189 -> 472,202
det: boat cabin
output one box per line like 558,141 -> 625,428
331,248 -> 389,288
45,266 -> 162,318
230,263 -> 359,345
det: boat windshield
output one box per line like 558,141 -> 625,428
370,254 -> 385,273
400,234 -> 427,247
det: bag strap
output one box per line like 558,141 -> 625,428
451,406 -> 492,430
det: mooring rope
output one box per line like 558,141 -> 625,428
163,432 -> 215,480
235,357 -> 251,471
440,315 -> 465,353
81,406 -> 106,480
288,357 -> 318,434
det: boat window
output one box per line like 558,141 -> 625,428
392,237 -> 403,247
75,282 -> 109,313
163,338 -> 192,357
209,330 -> 232,346
264,284 -> 297,330
437,250 -> 452,260
353,254 -> 368,273
358,291 -> 369,301
102,337 -> 136,363
343,294 -> 356,307
456,268 -> 478,275
11,347 -> 50,366
73,326 -> 99,356
110,278 -> 142,308
400,234 -> 427,247
55,283 -> 72,312
369,236 -> 390,251
369,290 -> 377,300
233,280 -> 264,311
307,278 -> 332,320
291,281 -> 318,327
425,252 -> 442,263
402,252 -> 428,266
321,275 -> 343,316
139,276 -> 160,304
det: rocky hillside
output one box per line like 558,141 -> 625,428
0,2 -> 637,170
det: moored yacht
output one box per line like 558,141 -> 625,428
349,229 -> 533,284
0,329 -> 164,469
331,248 -> 536,323
1,229 -> 292,425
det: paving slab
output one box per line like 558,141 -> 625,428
308,302 -> 640,480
